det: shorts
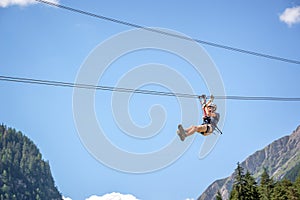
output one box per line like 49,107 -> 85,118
197,123 -> 212,135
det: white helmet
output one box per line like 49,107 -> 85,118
207,102 -> 217,110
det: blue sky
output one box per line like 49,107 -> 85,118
1,0 -> 300,200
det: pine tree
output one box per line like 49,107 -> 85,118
259,168 -> 274,200
230,162 -> 247,200
271,179 -> 298,200
244,171 -> 259,200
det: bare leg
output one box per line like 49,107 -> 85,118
185,124 -> 208,137
184,125 -> 195,136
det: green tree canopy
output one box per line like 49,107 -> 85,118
226,163 -> 300,200
0,124 -> 62,200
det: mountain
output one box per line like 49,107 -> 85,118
0,124 -> 62,200
198,125 -> 300,200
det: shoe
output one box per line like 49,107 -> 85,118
177,130 -> 186,141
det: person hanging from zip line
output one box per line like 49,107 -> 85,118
177,94 -> 221,141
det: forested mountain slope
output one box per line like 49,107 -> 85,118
198,125 -> 300,200
0,124 -> 62,200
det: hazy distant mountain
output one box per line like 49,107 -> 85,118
0,124 -> 62,200
198,125 -> 300,200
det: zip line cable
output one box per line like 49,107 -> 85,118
1,75 -> 300,102
0,75 -> 197,98
4,2 -> 300,101
34,0 -> 300,65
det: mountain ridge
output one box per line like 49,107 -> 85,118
0,124 -> 62,200
198,125 -> 300,200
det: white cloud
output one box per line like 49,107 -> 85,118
0,0 -> 59,8
86,192 -> 139,200
279,6 -> 300,26
62,197 -> 72,200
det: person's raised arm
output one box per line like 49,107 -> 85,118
198,94 -> 206,106
206,95 -> 214,105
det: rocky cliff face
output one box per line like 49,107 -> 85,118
198,125 -> 300,200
